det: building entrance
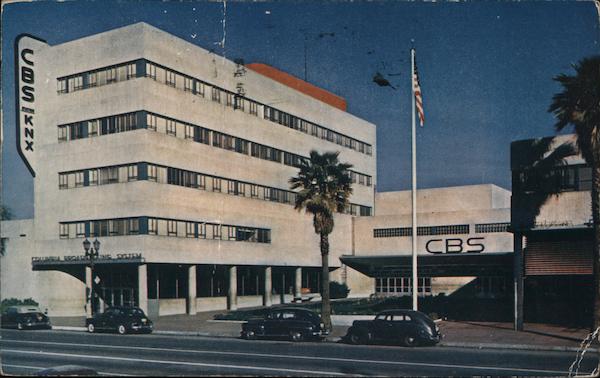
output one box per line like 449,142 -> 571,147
100,287 -> 136,308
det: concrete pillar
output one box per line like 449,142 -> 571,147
514,233 -> 524,331
228,266 -> 237,310
294,267 -> 302,299
263,267 -> 272,307
187,265 -> 197,315
85,266 -> 92,318
138,264 -> 148,315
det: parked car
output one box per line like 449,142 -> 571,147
86,306 -> 153,335
241,307 -> 327,342
345,310 -> 441,347
1,306 -> 52,330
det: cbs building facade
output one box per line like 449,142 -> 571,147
3,23 -> 589,325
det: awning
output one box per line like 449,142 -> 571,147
340,253 -> 514,277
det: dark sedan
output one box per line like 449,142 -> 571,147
241,307 -> 327,342
345,310 -> 441,347
1,306 -> 52,330
86,306 -> 153,335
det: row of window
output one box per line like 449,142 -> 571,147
514,164 -> 592,194
57,111 -> 373,187
372,223 -> 512,238
57,62 -> 137,94
373,224 -> 471,238
59,217 -> 271,243
375,277 -> 432,295
58,162 -> 373,216
56,59 -> 373,156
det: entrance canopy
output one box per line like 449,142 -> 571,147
340,253 -> 513,277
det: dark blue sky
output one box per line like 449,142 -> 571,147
2,1 -> 598,219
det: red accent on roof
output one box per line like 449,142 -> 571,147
246,63 -> 347,112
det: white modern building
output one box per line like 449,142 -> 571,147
3,23 -> 377,317
342,185 -> 514,299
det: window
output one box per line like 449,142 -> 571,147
185,124 -> 195,140
225,93 -> 234,107
198,223 -> 206,238
88,120 -> 99,137
89,169 -> 98,186
234,96 -> 244,111
184,77 -> 193,92
212,178 -> 222,192
250,184 -> 259,198
148,165 -> 158,182
127,165 -> 138,181
107,67 -> 117,83
167,220 -> 177,236
211,87 -> 221,103
186,222 -> 195,238
194,81 -> 205,97
212,224 -> 222,239
166,70 -> 176,87
128,218 -> 139,235
228,181 -> 245,196
166,120 -> 176,136
74,172 -> 84,187
196,128 -> 210,144
126,63 -> 136,79
249,102 -> 258,115
59,174 -> 68,189
257,229 -> 271,243
146,62 -> 157,79
73,76 -> 83,90
57,79 -> 68,94
147,114 -> 157,131
58,126 -> 68,142
59,224 -> 69,239
148,218 -> 158,235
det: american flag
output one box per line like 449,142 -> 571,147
413,56 -> 425,127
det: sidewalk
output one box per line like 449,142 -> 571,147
51,312 -> 596,352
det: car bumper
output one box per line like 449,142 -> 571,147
422,333 -> 442,344
130,324 -> 153,333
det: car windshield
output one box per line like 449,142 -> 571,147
126,308 -> 144,316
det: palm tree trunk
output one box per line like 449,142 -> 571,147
320,232 -> 332,332
593,165 -> 600,332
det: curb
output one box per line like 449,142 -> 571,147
439,341 -> 597,353
53,326 -> 86,332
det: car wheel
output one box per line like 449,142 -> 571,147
17,322 -> 23,330
289,331 -> 304,342
117,324 -> 127,335
349,329 -> 371,345
403,335 -> 418,347
87,323 -> 95,333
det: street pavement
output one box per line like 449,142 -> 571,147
1,328 -> 598,376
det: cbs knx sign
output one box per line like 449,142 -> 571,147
15,34 -> 46,178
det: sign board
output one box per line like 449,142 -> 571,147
15,34 -> 47,177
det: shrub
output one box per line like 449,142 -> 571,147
329,281 -> 350,299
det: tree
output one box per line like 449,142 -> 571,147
548,56 -> 600,331
0,205 -> 12,221
289,150 -> 353,331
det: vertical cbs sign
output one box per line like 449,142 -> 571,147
15,34 -> 46,178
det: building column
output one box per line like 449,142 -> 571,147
228,266 -> 237,310
187,265 -> 197,315
138,264 -> 148,315
85,266 -> 92,318
263,267 -> 272,307
514,233 -> 524,331
294,267 -> 302,299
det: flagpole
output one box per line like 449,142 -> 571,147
410,47 -> 418,312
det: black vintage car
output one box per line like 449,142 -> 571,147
1,306 -> 52,330
345,310 -> 441,347
86,306 -> 153,335
241,307 -> 327,342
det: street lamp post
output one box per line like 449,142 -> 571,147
83,238 -> 100,316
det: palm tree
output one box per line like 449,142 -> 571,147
289,150 -> 353,331
549,56 -> 600,331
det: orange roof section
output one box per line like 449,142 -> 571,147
246,63 -> 347,112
